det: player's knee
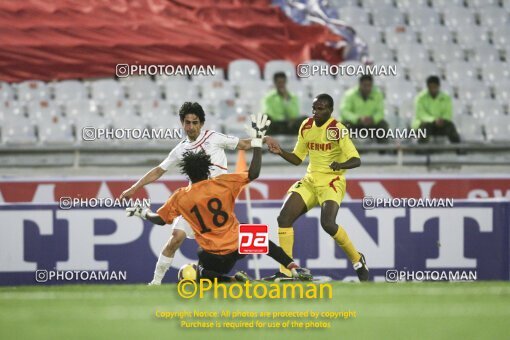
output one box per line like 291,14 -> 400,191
164,231 -> 186,253
320,220 -> 338,236
277,213 -> 293,228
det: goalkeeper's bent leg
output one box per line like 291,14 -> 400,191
267,240 -> 295,268
197,265 -> 232,283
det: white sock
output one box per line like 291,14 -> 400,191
152,254 -> 173,284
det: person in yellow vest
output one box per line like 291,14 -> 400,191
413,76 -> 460,143
340,74 -> 389,143
261,72 -> 304,135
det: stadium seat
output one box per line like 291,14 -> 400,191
90,79 -> 124,101
0,83 -> 14,102
236,79 -> 268,102
163,80 -> 200,102
397,100 -> 415,122
444,61 -> 477,83
64,100 -> 100,126
368,43 -> 394,62
201,80 -> 236,102
384,27 -> 417,49
197,68 -> 225,82
138,99 -> 175,125
443,8 -> 476,29
228,59 -> 261,81
419,26 -> 453,49
354,25 -> 382,46
126,77 -> 160,100
466,0 -> 499,6
338,6 -> 369,25
27,100 -> 62,123
370,6 -> 405,26
430,0 -> 465,9
396,43 -> 429,66
2,110 -> 37,145
431,43 -> 465,63
470,45 -> 501,64
491,27 -> 510,50
384,80 -> 417,106
454,26 -> 489,50
485,115 -> 510,142
224,102 -> 252,135
481,61 -> 510,86
456,82 -> 491,103
493,80 -> 510,103
361,0 -> 394,8
38,117 -> 75,145
310,78 -> 342,99
408,61 -> 440,86
264,60 -> 296,81
1,102 -> 25,123
477,7 -> 509,28
287,80 -> 310,100
455,115 -> 485,142
395,0 -> 429,9
329,0 -> 358,6
407,8 -> 440,28
16,80 -> 50,102
53,80 -> 88,102
155,74 -> 189,85
471,99 -> 504,119
101,100 -> 136,120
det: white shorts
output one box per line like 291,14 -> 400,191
172,216 -> 195,239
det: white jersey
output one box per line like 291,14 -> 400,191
158,129 -> 239,177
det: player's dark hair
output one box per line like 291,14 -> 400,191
179,102 -> 205,123
359,74 -> 373,83
315,93 -> 334,109
426,75 -> 441,86
178,150 -> 212,183
273,71 -> 287,82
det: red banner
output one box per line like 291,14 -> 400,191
1,176 -> 509,203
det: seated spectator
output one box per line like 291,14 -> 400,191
413,76 -> 460,143
340,74 -> 389,143
261,72 -> 303,135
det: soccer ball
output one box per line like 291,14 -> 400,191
177,263 -> 198,281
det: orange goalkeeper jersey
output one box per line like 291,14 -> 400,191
157,172 -> 250,255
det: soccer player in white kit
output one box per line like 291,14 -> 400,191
120,102 -> 270,285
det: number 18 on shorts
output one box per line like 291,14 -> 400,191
239,224 -> 269,254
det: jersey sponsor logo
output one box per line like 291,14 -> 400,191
238,224 -> 269,254
307,142 -> 332,151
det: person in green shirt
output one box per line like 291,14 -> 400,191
340,74 -> 389,143
261,72 -> 304,135
413,76 -> 460,143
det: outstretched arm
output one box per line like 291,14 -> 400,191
120,166 -> 166,199
248,147 -> 262,181
246,113 -> 271,180
267,138 -> 303,166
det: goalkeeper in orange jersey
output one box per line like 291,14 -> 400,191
126,113 -> 312,282
265,93 -> 369,281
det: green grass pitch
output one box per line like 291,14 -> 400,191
1,282 -> 509,340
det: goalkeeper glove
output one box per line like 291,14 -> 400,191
126,205 -> 150,220
246,112 -> 271,148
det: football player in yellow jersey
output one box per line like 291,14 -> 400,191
266,93 -> 369,282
